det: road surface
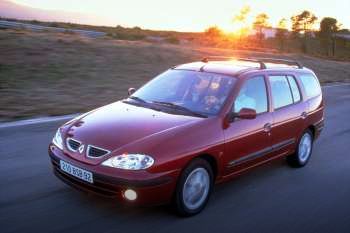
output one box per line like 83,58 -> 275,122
1,84 -> 350,233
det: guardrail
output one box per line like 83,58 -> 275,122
0,20 -> 106,38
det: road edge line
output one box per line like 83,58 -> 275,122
0,114 -> 79,129
322,83 -> 350,88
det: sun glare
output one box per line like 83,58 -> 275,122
231,23 -> 245,34
9,0 -> 350,31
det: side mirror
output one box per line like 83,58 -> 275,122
128,87 -> 136,96
237,108 -> 257,119
229,108 -> 257,122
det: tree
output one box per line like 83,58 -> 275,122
320,17 -> 339,36
276,18 -> 288,51
204,26 -> 223,39
253,13 -> 270,44
319,17 -> 340,56
291,10 -> 317,36
291,10 -> 318,53
233,6 -> 251,24
204,26 -> 223,46
233,6 -> 251,42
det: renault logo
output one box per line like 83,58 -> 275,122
78,144 -> 85,154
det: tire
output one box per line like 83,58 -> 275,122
174,158 -> 214,217
287,129 -> 314,168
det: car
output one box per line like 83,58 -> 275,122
49,57 -> 324,216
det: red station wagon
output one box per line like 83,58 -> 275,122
49,57 -> 325,216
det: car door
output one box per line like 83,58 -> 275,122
223,75 -> 273,175
268,74 -> 307,157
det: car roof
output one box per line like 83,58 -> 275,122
173,58 -> 314,77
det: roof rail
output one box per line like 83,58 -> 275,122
201,56 -> 266,69
201,56 -> 303,69
237,58 -> 266,69
257,58 -> 303,69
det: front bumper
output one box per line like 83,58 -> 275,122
49,144 -> 179,205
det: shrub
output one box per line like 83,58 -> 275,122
165,36 -> 180,44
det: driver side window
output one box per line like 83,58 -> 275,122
234,76 -> 268,114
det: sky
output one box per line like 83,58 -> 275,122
11,0 -> 350,32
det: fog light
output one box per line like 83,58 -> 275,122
124,189 -> 137,201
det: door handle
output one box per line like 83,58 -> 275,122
264,123 -> 272,132
301,112 -> 307,119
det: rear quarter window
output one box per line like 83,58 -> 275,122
299,74 -> 321,99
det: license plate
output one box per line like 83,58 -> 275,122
59,160 -> 93,184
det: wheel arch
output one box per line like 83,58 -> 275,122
196,153 -> 219,180
307,125 -> 316,138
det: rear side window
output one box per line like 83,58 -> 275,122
234,76 -> 268,114
269,76 -> 293,109
287,76 -> 301,102
299,74 -> 321,98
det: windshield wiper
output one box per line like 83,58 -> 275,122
128,96 -> 148,103
123,96 -> 162,111
152,101 -> 207,118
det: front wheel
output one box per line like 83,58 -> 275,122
287,129 -> 314,167
174,158 -> 214,216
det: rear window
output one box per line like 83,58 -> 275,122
299,74 -> 321,98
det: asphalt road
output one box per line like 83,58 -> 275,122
1,84 -> 350,233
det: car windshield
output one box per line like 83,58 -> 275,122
130,69 -> 237,116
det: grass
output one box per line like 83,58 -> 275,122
0,29 -> 350,122
3,18 -> 350,60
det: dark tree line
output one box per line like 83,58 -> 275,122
278,10 -> 341,56
204,8 -> 347,58
319,17 -> 340,56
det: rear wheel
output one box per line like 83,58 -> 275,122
174,158 -> 213,216
287,129 -> 313,167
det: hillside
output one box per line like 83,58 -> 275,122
0,0 -> 104,25
0,29 -> 349,121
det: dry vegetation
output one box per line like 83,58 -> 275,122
0,29 -> 349,122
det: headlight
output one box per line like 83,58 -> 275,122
52,128 -> 63,150
101,153 -> 154,170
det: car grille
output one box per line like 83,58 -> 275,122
66,138 -> 110,158
66,138 -> 81,151
87,145 -> 110,158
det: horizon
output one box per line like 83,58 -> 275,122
6,0 -> 350,32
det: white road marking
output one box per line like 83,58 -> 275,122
0,114 -> 79,129
322,83 -> 350,88
0,83 -> 349,129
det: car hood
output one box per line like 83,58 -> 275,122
64,101 -> 203,165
